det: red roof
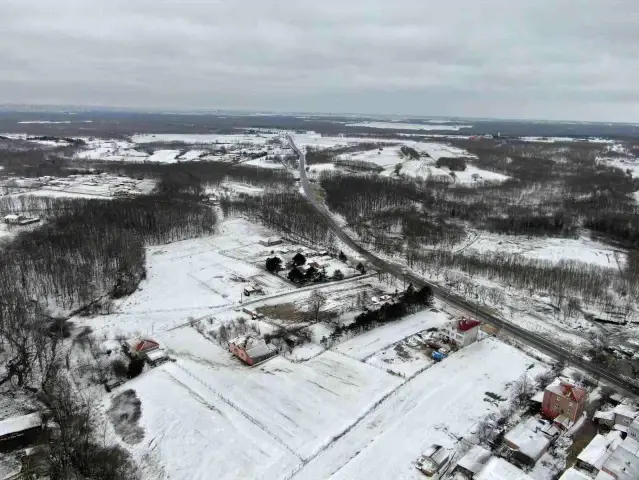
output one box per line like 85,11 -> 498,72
133,339 -> 160,353
560,382 -> 587,402
457,317 -> 481,332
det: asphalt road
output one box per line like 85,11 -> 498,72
287,135 -> 639,397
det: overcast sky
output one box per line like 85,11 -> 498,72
2,0 -> 638,122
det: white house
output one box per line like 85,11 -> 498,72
443,317 -> 481,347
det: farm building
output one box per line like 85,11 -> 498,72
259,237 -> 283,247
0,413 -> 43,443
228,335 -> 277,366
541,378 -> 587,425
124,338 -> 160,360
443,317 -> 481,347
503,417 -> 559,466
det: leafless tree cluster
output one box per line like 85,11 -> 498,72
413,249 -> 637,311
221,192 -> 336,248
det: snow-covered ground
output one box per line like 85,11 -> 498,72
2,174 -> 155,200
117,362 -> 301,480
345,121 -> 471,131
599,156 -> 639,178
463,232 -> 625,269
294,337 -> 546,480
383,159 -> 509,186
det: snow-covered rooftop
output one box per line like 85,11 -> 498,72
545,378 -> 587,403
613,403 -> 639,419
0,412 -> 42,438
456,445 -> 492,474
504,417 -> 554,461
475,457 -> 533,480
577,433 -> 619,469
601,439 -> 639,480
559,467 -> 593,480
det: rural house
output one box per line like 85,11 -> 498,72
541,378 -> 587,425
443,317 -> 481,347
229,335 -> 277,366
259,237 -> 282,247
628,418 -> 639,441
124,338 -> 161,360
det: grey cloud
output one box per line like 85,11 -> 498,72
1,0 -> 638,121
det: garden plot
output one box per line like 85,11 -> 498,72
335,309 -> 449,361
116,363 -> 301,480
463,232 -> 625,269
294,338 -> 547,480
166,339 -> 402,460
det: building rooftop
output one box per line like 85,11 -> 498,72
504,417 -> 555,461
577,433 -> 621,470
456,445 -> 492,474
0,413 -> 42,438
601,440 -> 639,480
545,378 -> 587,403
457,317 -> 481,332
559,467 -> 593,480
475,457 -> 533,480
613,403 -> 639,418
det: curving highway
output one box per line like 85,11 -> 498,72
287,134 -> 639,398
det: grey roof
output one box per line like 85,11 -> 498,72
601,441 -> 639,480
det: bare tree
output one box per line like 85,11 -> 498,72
308,289 -> 328,323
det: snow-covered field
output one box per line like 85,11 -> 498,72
294,338 -> 546,480
599,156 -> 639,178
463,232 -> 625,269
2,174 -> 155,200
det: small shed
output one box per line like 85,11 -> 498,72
594,410 -> 616,428
3,214 -> 19,224
613,404 -> 638,427
455,445 -> 492,476
0,413 -> 43,443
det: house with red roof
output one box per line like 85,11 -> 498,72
541,378 -> 587,425
444,316 -> 481,347
124,338 -> 160,359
